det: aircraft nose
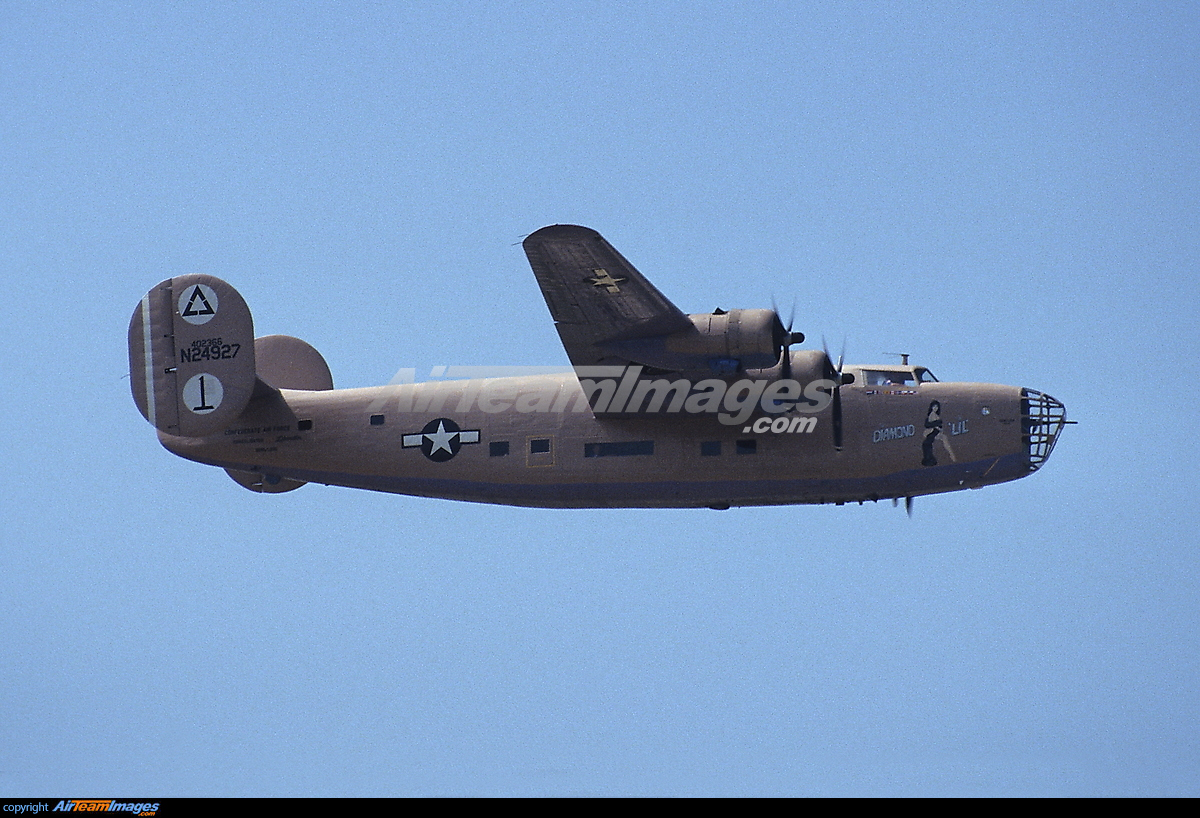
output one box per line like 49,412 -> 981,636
1021,389 -> 1068,471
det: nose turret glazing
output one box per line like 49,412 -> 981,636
1021,389 -> 1068,471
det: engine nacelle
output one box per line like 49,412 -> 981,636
600,308 -> 784,374
786,349 -> 838,385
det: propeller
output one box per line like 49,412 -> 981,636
822,337 -> 847,451
771,298 -> 804,380
892,497 -> 914,517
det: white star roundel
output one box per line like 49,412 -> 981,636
401,418 -> 481,462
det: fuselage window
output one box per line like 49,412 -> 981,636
530,438 -> 551,454
370,414 -> 385,426
736,439 -> 757,454
297,419 -> 313,431
489,441 -> 509,457
700,441 -> 721,456
584,440 -> 654,457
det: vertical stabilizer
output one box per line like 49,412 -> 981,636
128,275 -> 257,436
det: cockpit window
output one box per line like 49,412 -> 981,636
916,368 -> 938,383
863,370 -> 916,386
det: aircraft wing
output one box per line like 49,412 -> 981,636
523,225 -> 694,367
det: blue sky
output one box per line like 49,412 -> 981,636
2,1 -> 1198,796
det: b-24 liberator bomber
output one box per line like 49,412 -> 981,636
129,224 -> 1069,510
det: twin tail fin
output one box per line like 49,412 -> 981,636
128,275 -> 258,437
129,276 -> 333,494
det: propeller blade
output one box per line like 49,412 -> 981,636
823,336 -> 845,451
905,496 -> 914,517
832,382 -> 843,450
772,298 -> 802,381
